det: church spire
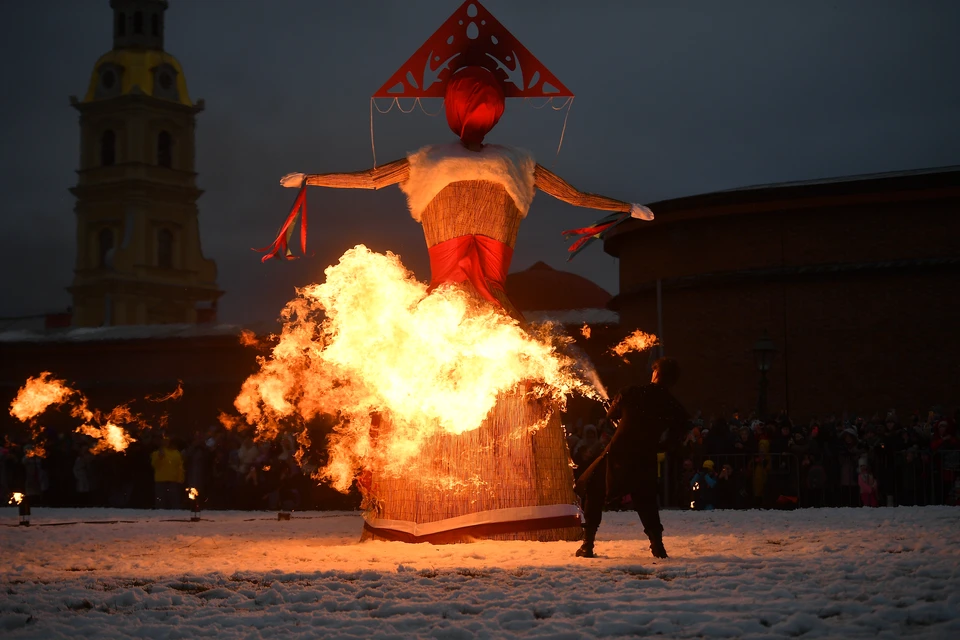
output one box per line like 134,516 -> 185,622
111,0 -> 168,51
69,0 -> 221,327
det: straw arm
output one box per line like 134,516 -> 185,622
534,164 -> 631,213
282,158 -> 410,190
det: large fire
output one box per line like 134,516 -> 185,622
233,245 -> 601,492
9,372 -> 145,454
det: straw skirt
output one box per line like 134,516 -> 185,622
361,180 -> 582,543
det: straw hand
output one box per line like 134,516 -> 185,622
280,173 -> 305,188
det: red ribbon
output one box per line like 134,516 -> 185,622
427,234 -> 513,307
254,184 -> 308,262
561,221 -> 617,254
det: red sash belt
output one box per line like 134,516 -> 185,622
428,234 -> 513,307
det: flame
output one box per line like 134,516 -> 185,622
147,381 -> 183,403
10,372 -> 74,422
10,492 -> 23,505
25,443 -> 46,458
186,487 -> 198,501
234,245 -> 599,492
218,411 -> 243,431
239,329 -> 261,347
75,419 -> 135,454
580,324 -> 591,339
9,373 -> 143,454
294,428 -> 310,467
610,329 -> 660,361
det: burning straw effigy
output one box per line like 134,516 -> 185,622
243,1 -> 656,543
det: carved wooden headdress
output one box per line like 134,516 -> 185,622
373,1 -> 572,99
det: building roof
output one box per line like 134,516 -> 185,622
608,256 -> 960,310
506,262 -> 617,323
83,49 -> 193,106
605,165 -> 960,257
712,164 -> 960,195
0,323 -> 251,344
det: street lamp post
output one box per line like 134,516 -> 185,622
753,331 -> 776,420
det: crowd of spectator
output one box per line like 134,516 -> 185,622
565,406 -> 960,510
0,425 -> 359,512
3,406 -> 958,513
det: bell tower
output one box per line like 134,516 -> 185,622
68,0 -> 221,327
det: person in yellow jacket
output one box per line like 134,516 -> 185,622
151,438 -> 185,509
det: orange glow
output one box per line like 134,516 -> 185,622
147,380 -> 183,403
9,492 -> 23,505
218,411 -> 243,431
9,372 -> 74,422
9,373 -> 143,454
233,245 -> 601,492
580,324 -> 591,339
186,487 -> 199,501
610,329 -> 659,361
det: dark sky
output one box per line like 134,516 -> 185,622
1,1 -> 957,325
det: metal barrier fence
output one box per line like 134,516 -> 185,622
888,449 -> 959,507
660,453 -> 802,510
659,450 -> 959,509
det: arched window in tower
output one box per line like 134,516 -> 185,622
116,12 -> 126,37
98,228 -> 114,268
157,229 -> 174,269
157,130 -> 173,168
134,11 -> 143,34
101,129 -> 116,166
151,13 -> 159,37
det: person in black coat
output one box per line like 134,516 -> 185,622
575,357 -> 688,559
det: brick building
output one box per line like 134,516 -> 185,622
604,166 -> 960,420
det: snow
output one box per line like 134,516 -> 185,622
2,507 -> 958,638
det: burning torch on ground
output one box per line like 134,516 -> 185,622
185,487 -> 200,522
10,492 -> 29,526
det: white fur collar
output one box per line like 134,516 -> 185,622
400,143 -> 536,221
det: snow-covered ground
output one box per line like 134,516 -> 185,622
1,507 -> 958,638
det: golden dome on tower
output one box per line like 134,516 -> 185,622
80,0 -> 195,107
83,49 -> 193,107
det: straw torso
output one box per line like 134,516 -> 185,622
419,180 -> 524,249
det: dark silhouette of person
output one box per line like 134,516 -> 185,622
575,357 -> 687,559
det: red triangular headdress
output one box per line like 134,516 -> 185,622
373,1 -> 572,99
